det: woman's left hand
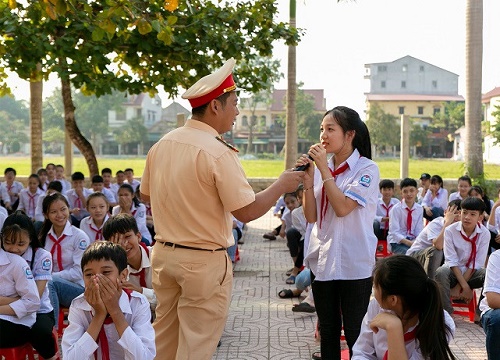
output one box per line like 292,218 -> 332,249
369,312 -> 402,334
308,143 -> 328,171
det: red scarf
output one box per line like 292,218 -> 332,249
95,289 -> 133,360
28,192 -> 37,217
319,162 -> 349,228
49,233 -> 67,271
383,325 -> 418,360
75,196 -> 82,209
461,231 -> 479,270
89,224 -> 103,241
381,203 -> 394,238
129,243 -> 150,287
405,207 -> 414,238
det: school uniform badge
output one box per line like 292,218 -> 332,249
79,239 -> 88,250
42,257 -> 52,271
25,267 -> 34,279
359,174 -> 372,187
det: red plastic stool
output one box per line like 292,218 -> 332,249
376,240 -> 391,259
57,307 -> 70,338
341,348 -> 350,359
452,291 -> 477,322
0,343 -> 35,360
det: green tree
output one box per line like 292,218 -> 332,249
114,117 -> 148,155
1,0 -> 300,176
0,96 -> 29,125
432,101 -> 465,132
0,111 -> 29,154
409,121 -> 431,155
366,104 -> 400,154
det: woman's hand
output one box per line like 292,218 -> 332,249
308,143 -> 328,172
369,312 -> 403,334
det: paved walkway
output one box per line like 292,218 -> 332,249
213,210 -> 488,360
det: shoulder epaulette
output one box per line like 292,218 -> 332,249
216,136 -> 239,153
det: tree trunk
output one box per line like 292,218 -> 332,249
60,71 -> 99,177
30,63 -> 43,174
284,0 -> 297,170
465,0 -> 483,177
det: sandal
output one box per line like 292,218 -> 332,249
286,268 -> 294,276
286,275 -> 296,284
278,289 -> 299,299
311,351 -> 321,360
292,302 -> 316,313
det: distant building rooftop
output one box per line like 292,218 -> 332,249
482,87 -> 500,103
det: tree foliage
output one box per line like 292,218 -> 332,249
365,104 -> 400,150
431,101 -> 465,132
1,0 -> 301,175
0,95 -> 29,125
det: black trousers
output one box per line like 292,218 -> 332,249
29,311 -> 56,358
0,319 -> 31,348
286,227 -> 304,268
311,273 -> 372,360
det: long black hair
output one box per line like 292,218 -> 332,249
1,210 -> 42,250
373,255 -> 456,360
324,106 -> 372,159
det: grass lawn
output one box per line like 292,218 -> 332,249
2,156 -> 500,180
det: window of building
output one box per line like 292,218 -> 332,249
242,115 -> 248,126
402,64 -> 408,72
419,65 -> 425,72
381,81 -> 386,88
433,107 -> 441,115
136,109 -> 142,117
432,80 -> 437,88
399,106 -> 405,115
401,81 -> 406,88
378,65 -> 387,72
418,106 -> 424,115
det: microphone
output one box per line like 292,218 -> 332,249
294,155 -> 313,171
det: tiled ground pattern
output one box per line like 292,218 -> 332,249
213,210 -> 488,360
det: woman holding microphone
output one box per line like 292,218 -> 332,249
296,106 -> 380,360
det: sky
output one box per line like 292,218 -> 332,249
6,0 -> 500,118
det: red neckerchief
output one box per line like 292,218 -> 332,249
131,209 -> 137,217
461,231 -> 479,270
405,206 -> 414,238
381,203 -> 394,238
145,205 -> 152,216
95,289 -> 133,360
129,243 -> 150,287
89,224 -> 103,241
319,162 -> 349,228
28,192 -> 37,216
75,196 -> 82,209
49,233 -> 67,271
383,325 -> 418,360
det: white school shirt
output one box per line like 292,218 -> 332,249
387,201 -> 424,245
44,221 -> 90,287
304,149 -> 380,281
56,178 -> 72,194
479,250 -> 500,316
273,196 -> 286,216
79,215 -> 110,243
291,206 -> 307,239
406,217 -> 445,255
443,221 -> 489,273
125,179 -> 141,192
112,203 -> 152,244
109,183 -> 122,200
62,290 -> 155,360
101,187 -> 117,204
487,207 -> 500,234
281,207 -> 292,231
448,191 -> 463,202
18,188 -> 44,219
127,245 -> 156,309
0,205 -> 7,230
66,188 -> 94,221
374,197 -> 399,230
1,180 -> 24,205
21,247 -> 53,313
0,248 -> 40,327
352,298 -> 455,360
421,188 -> 448,210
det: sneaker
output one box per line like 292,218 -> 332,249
263,232 -> 277,240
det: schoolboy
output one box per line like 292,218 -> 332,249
406,200 -> 461,279
91,174 -> 117,207
112,170 -> 126,200
435,197 -> 490,315
101,168 -> 114,190
66,171 -> 93,227
449,175 -> 472,202
417,173 -> 431,204
1,167 -> 24,212
124,168 -> 141,192
387,178 -> 424,254
61,241 -> 155,359
102,213 -> 155,311
373,179 -> 399,240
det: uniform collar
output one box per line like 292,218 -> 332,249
185,119 -> 219,137
49,221 -> 73,238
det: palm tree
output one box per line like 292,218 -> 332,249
284,0 -> 297,169
464,0 -> 483,177
30,63 -> 43,173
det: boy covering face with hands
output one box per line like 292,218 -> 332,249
61,241 -> 155,360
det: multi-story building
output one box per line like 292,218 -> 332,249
482,87 -> 500,164
364,55 -> 464,158
233,89 -> 326,154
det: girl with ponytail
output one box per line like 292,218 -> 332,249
352,255 -> 456,360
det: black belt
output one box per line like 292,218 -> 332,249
158,241 -> 226,252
